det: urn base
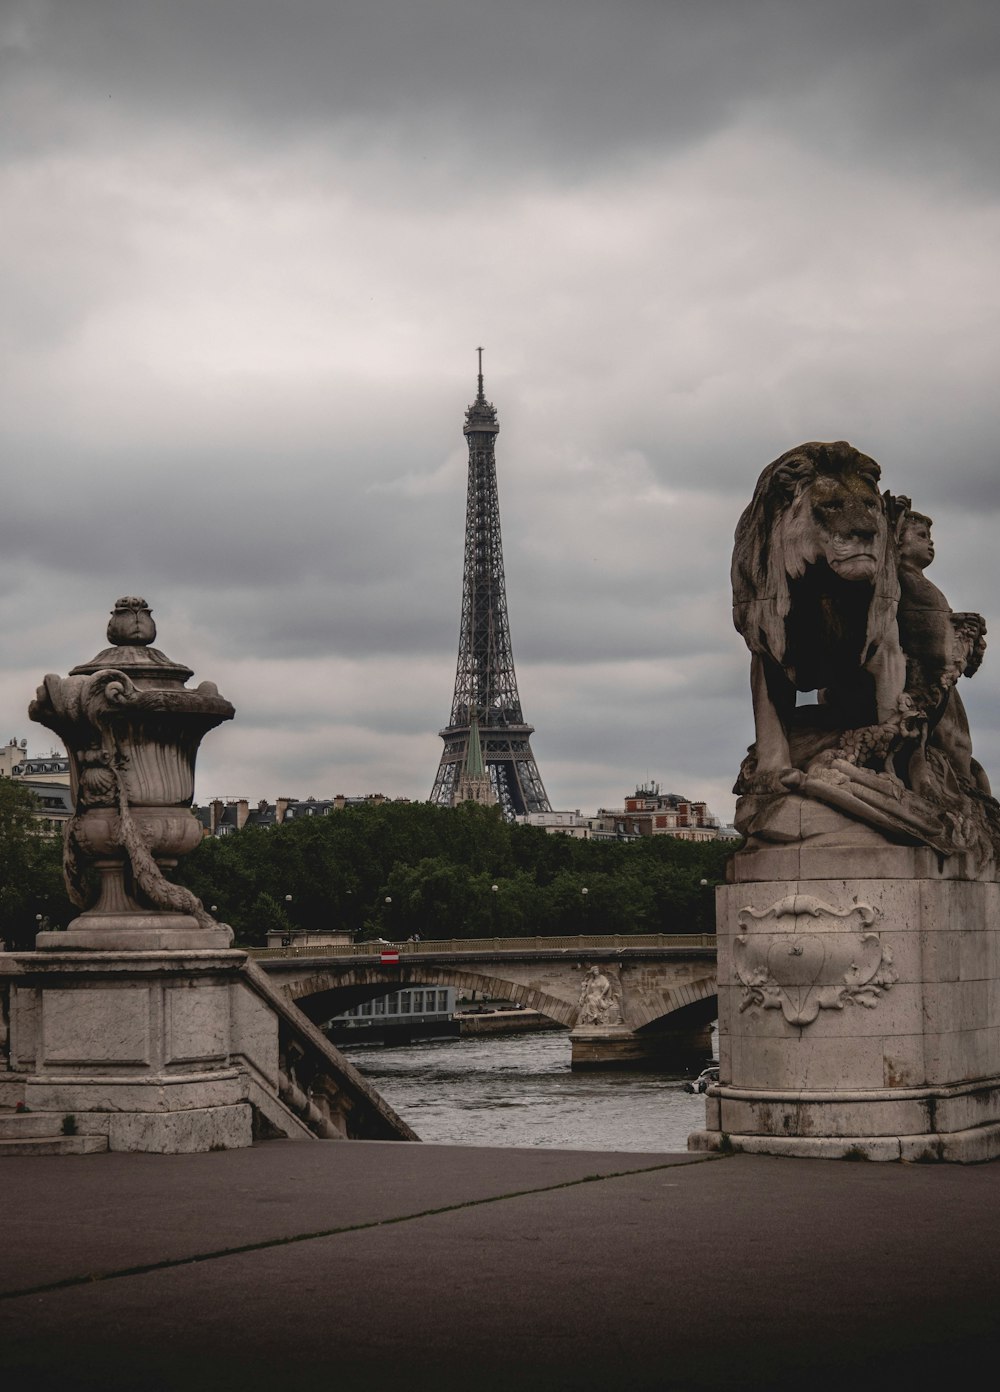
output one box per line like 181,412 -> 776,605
38,912 -> 234,952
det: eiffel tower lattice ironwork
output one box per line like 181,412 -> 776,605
430,352 -> 552,819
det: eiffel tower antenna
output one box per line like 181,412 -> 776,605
430,352 -> 551,818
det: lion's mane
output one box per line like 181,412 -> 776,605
732,440 -> 899,680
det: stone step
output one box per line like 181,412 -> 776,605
0,1135 -> 109,1156
0,1113 -> 69,1139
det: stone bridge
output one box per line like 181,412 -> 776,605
254,934 -> 718,1067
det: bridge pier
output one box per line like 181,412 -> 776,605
570,1024 -> 714,1070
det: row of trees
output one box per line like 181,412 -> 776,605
0,782 -> 75,949
173,800 -> 734,945
0,790 -> 736,950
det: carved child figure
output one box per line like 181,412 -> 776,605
894,506 -> 989,796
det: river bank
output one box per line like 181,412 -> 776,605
326,1004 -> 565,1047
456,1007 -> 564,1035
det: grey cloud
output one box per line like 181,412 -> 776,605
4,2 -> 999,185
3,1 -> 1000,824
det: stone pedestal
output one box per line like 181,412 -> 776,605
2,952 -> 254,1153
689,847 -> 1000,1162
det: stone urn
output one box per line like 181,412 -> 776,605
29,597 -> 235,950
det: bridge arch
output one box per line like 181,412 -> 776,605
629,974 -> 719,1034
278,963 -> 578,1030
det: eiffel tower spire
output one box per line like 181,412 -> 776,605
430,353 -> 551,818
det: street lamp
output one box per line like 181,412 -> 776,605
698,879 -> 712,936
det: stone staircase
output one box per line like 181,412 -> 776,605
0,953 -> 416,1154
0,1109 -> 109,1156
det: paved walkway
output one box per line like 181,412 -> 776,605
2,1141 -> 999,1391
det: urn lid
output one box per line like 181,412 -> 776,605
69,597 -> 195,686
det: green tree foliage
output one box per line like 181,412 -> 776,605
173,800 -> 736,947
0,782 -> 75,949
242,892 -> 293,949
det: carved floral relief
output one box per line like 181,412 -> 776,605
734,894 -> 897,1027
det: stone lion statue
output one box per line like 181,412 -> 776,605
732,440 -> 905,793
731,441 -> 999,864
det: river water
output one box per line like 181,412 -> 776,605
343,1030 -> 711,1153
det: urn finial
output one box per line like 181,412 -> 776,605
107,596 -> 156,647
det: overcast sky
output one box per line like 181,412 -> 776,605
2,0 -> 999,823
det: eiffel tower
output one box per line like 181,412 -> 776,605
430,352 -> 552,819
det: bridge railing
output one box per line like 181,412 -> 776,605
248,932 -> 717,961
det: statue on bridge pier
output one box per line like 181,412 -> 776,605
730,441 -> 998,870
576,965 -> 624,1028
691,441 -> 1000,1164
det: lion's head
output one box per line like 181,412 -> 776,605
733,441 -> 899,670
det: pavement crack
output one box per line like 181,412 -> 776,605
0,1153 -> 727,1303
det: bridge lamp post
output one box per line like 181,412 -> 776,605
281,895 -> 295,949
581,886 -> 589,935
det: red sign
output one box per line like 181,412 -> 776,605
380,951 -> 400,965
